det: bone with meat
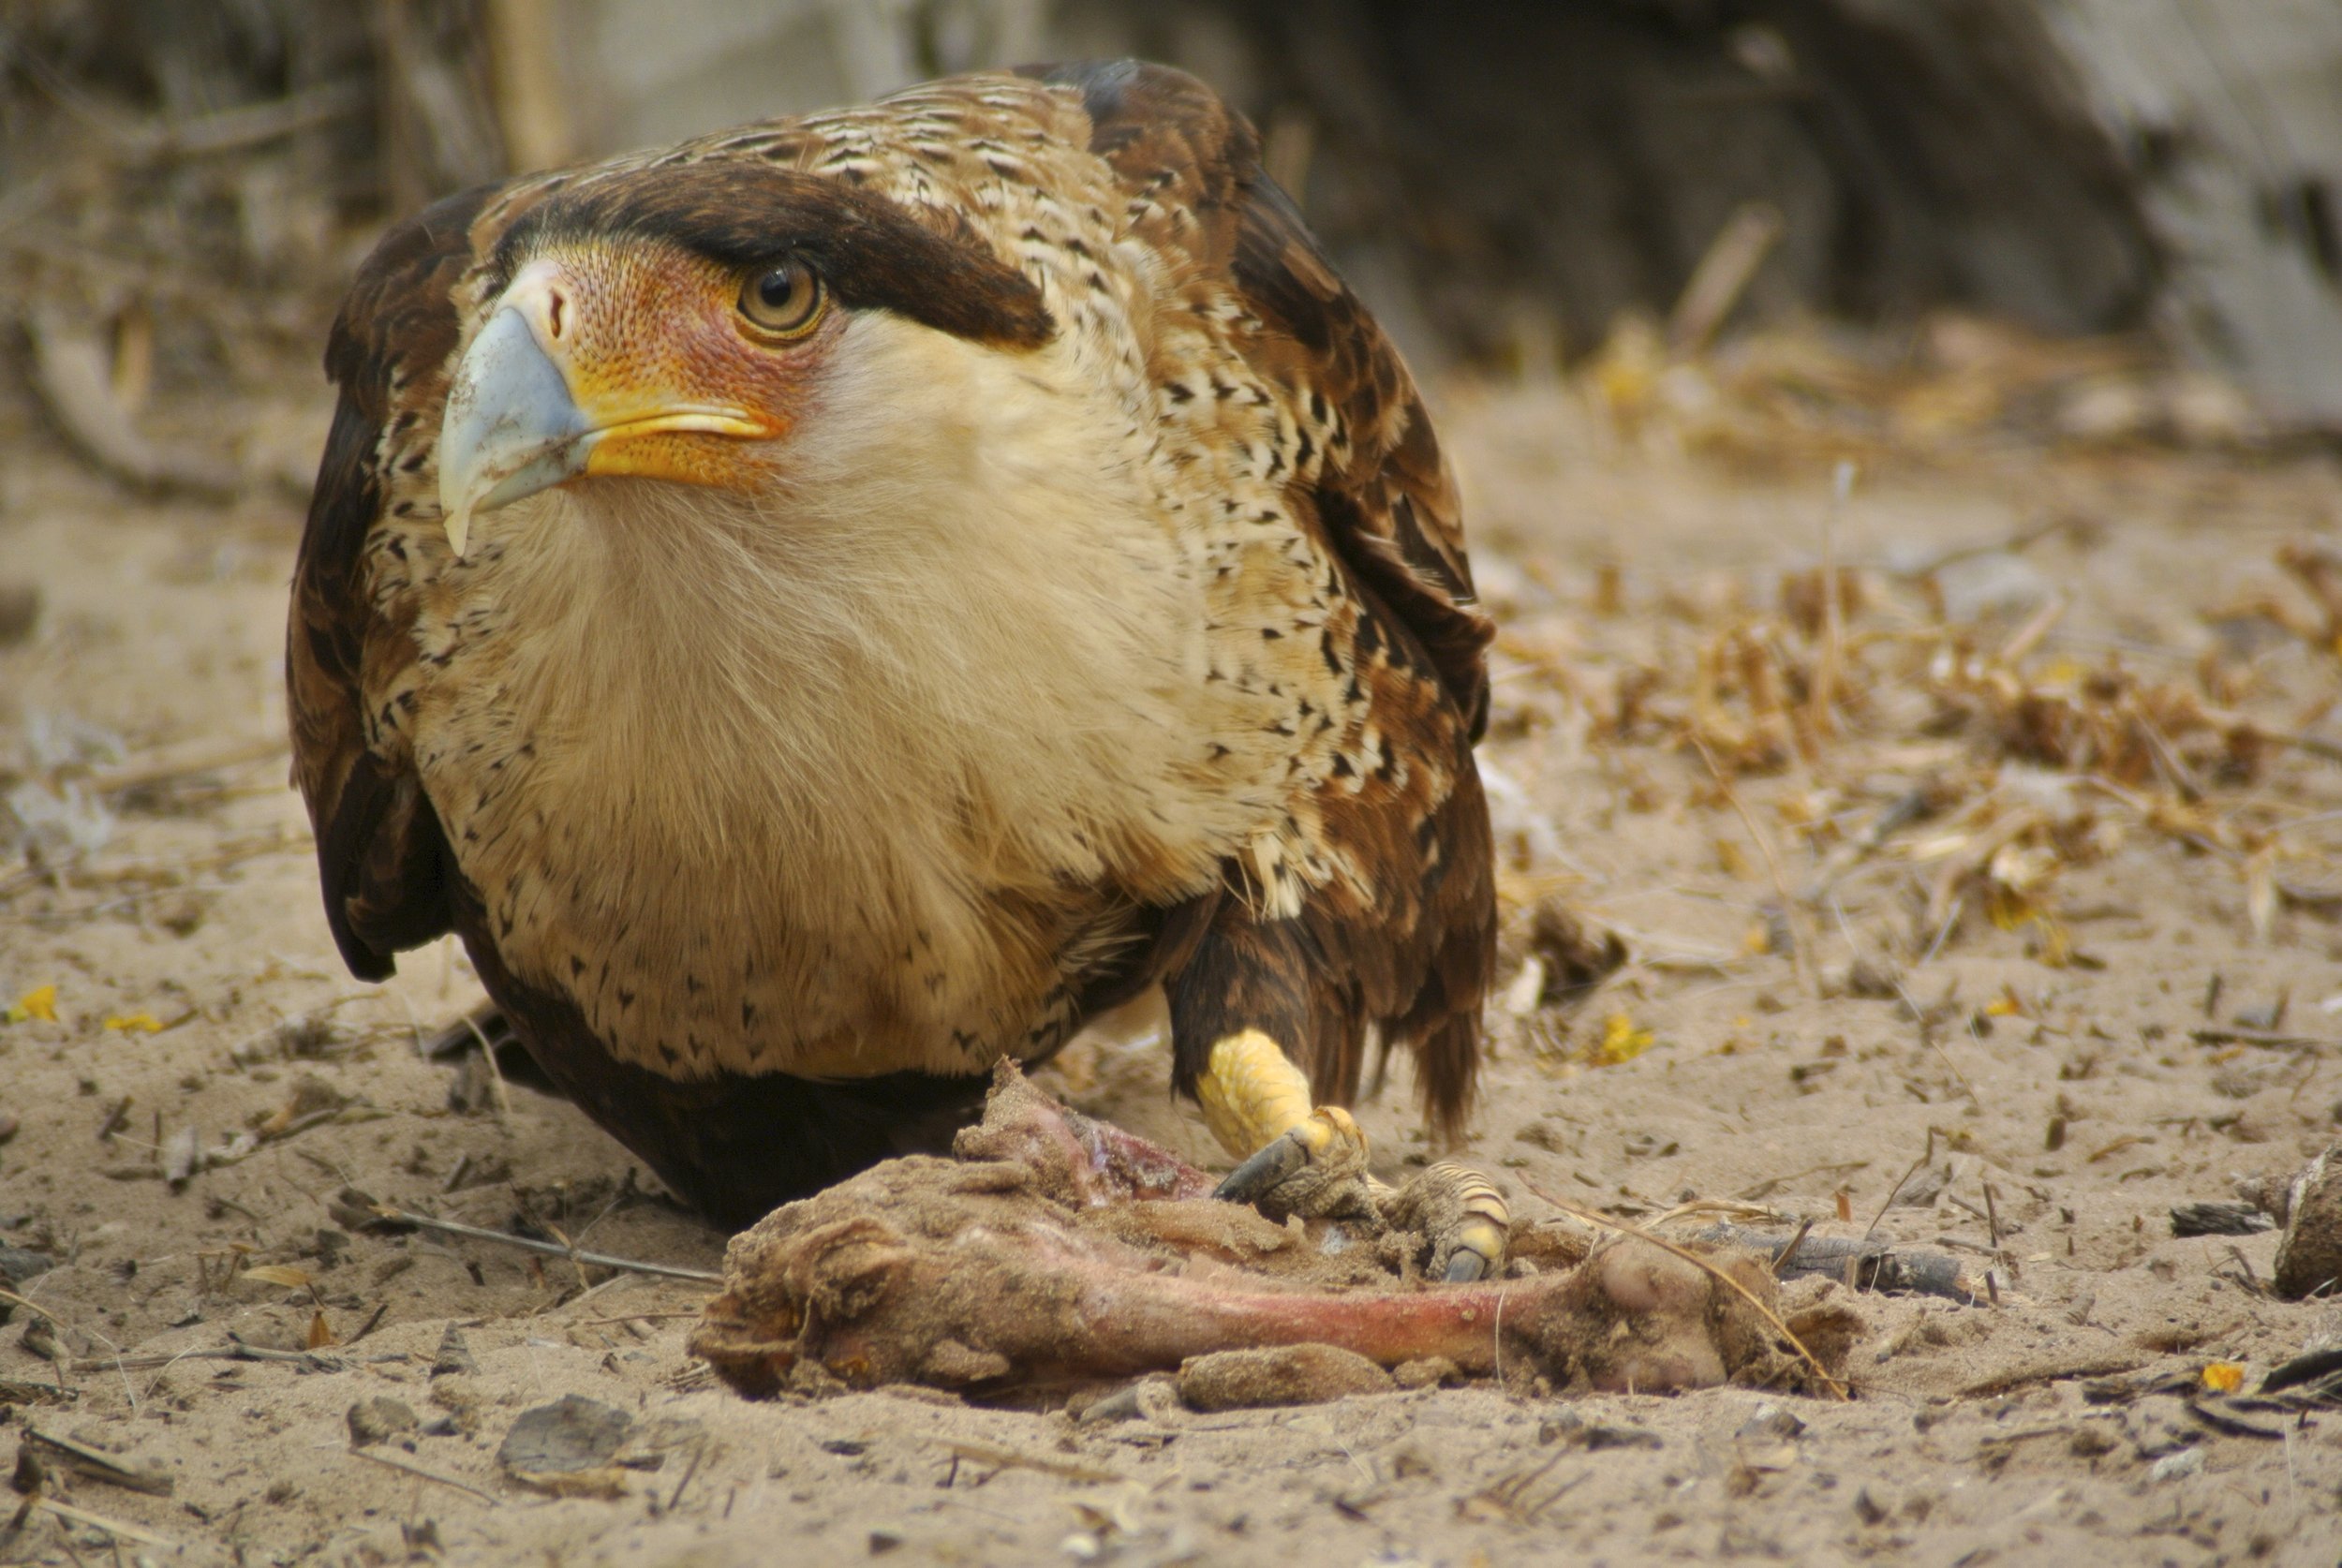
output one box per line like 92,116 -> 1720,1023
689,1065 -> 1859,1404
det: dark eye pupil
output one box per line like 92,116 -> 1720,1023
759,270 -> 796,307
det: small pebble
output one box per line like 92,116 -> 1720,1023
2069,1426 -> 2117,1457
1393,1355 -> 1460,1390
1737,1404 -> 1807,1442
1177,1344 -> 1393,1411
2275,1147 -> 2342,1300
497,1394 -> 631,1476
0,584 -> 40,646
2150,1446 -> 2203,1483
431,1324 -> 479,1377
347,1396 -> 419,1448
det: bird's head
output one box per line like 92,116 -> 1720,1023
437,165 -> 1056,557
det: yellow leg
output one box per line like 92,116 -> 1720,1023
1193,1028 -> 1511,1281
1193,1028 -> 1316,1160
1195,1028 -> 1374,1220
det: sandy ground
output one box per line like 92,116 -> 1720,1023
4,365 -> 2342,1567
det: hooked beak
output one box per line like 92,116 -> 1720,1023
437,301 -> 588,558
436,262 -> 773,558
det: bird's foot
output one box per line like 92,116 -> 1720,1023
1211,1104 -> 1379,1223
1194,1028 -> 1376,1219
1386,1161 -> 1511,1282
1193,1028 -> 1508,1278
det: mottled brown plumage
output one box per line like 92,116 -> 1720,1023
289,61 -> 1495,1227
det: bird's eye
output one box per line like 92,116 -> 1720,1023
738,261 -> 824,337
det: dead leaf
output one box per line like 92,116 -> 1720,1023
242,1265 -> 314,1289
162,1123 -> 200,1190
2244,848 -> 2276,942
7,984 -> 58,1024
1596,1013 -> 1655,1066
1985,985 -> 2030,1019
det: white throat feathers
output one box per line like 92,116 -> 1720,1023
402,310 -> 1281,1078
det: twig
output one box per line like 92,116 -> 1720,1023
2269,732 -> 2342,769
1918,895 -> 1964,966
534,1270 -> 631,1318
1668,201 -> 1785,355
72,1343 -> 341,1373
0,1378 -> 74,1406
1692,735 -> 1817,997
8,828 -> 310,916
1895,981 -> 1980,1107
2189,1027 -> 2328,1051
25,1497 -> 180,1551
82,736 -> 288,800
482,0 -> 575,169
135,80 -> 367,159
1467,1448 -> 1580,1525
1957,1352 -> 2146,1398
543,1222 -> 591,1294
2136,713 -> 2208,803
665,1441 -> 705,1512
0,1287 -> 62,1326
935,1440 -> 1126,1485
1864,1130 -> 1936,1242
1593,922 -> 1745,974
7,59 -> 364,163
563,1311 -> 704,1326
1810,460 -> 1855,739
21,1427 -> 171,1495
464,1011 -> 512,1117
23,305 -> 240,498
1638,1197 -> 1789,1229
1490,1287 -> 1507,1392
1770,1218 -> 1816,1277
1522,1180 -> 1847,1400
1891,516 -> 2071,581
369,1206 -> 722,1284
348,1446 -> 502,1506
1734,1159 -> 1870,1202
1688,1223 -> 1986,1301
1997,594 -> 2068,666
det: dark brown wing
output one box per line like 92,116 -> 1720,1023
1032,61 -> 1496,1134
1024,59 -> 1494,739
287,183 -> 503,980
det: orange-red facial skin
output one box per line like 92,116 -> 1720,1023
520,239 -> 836,493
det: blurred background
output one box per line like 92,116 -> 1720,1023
15,16 -> 2342,1559
2,0 -> 2341,498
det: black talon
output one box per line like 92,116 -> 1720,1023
1213,1130 -> 1308,1204
1444,1250 -> 1490,1283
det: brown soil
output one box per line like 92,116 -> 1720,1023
4,368 -> 2341,1566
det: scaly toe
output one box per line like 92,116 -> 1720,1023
1390,1161 -> 1512,1282
1212,1106 -> 1376,1220
1441,1211 -> 1509,1281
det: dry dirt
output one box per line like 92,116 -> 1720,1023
4,362 -> 2342,1567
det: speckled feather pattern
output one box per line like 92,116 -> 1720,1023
288,64 -> 1492,1137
